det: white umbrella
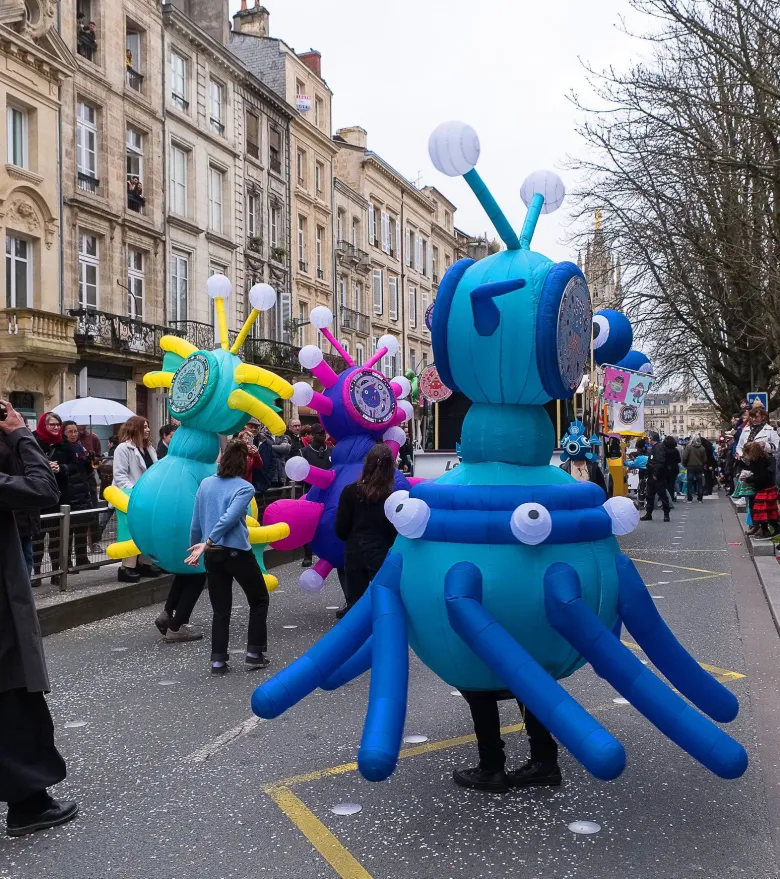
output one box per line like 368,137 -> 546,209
52,397 -> 135,426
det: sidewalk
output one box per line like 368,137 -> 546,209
730,493 -> 780,635
36,550 -> 301,637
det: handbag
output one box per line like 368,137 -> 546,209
732,477 -> 756,499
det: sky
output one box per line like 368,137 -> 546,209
227,0 -> 648,261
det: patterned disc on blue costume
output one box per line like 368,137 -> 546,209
170,353 -> 213,415
347,369 -> 394,425
425,300 -> 435,331
556,276 -> 592,393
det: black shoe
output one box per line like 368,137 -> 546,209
640,513 -> 653,521
698,498 -> 704,503
754,532 -> 773,541
118,567 -> 141,583
507,760 -> 562,788
301,559 -> 313,568
6,799 -> 79,837
246,653 -> 270,670
155,610 -> 171,635
211,663 -> 230,676
663,513 -> 670,522
453,766 -> 509,793
335,604 -> 349,620
136,563 -> 163,577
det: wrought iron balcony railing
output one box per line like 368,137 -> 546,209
339,305 -> 370,336
247,140 -> 259,160
78,172 -> 99,194
127,190 -> 145,213
243,337 -> 302,373
69,308 -> 167,358
335,240 -> 369,264
126,66 -> 143,91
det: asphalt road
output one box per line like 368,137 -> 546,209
2,492 -> 780,879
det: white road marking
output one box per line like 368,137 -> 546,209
185,716 -> 262,764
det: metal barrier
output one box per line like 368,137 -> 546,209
31,484 -> 305,593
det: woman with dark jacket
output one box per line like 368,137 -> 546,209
335,444 -> 399,611
742,441 -> 778,539
32,412 -> 78,585
62,421 -> 95,568
663,436 -> 681,507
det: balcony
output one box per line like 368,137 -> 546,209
247,236 -> 262,254
298,259 -> 308,273
1,309 -> 77,362
78,172 -> 99,195
339,305 -> 370,336
323,351 -> 348,374
77,29 -> 97,62
243,337 -> 302,374
247,140 -> 259,160
335,240 -> 369,268
270,151 -> 281,174
317,267 -> 325,280
271,246 -> 288,264
168,321 -> 238,351
126,66 -> 143,91
127,189 -> 145,214
171,92 -> 189,112
69,308 -> 167,361
211,118 -> 225,136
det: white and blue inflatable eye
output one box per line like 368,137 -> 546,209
384,490 -> 430,539
510,503 -> 552,545
603,496 -> 640,536
593,309 -> 633,366
592,314 -> 610,350
428,121 -> 480,177
565,440 -> 582,457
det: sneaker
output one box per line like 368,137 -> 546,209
687,497 -> 693,503
507,760 -> 562,788
754,532 -> 773,541
453,766 -> 509,793
746,525 -> 761,537
734,498 -> 747,508
165,624 -> 203,642
155,611 -> 171,635
211,663 -> 230,676
245,653 -> 270,670
118,567 -> 140,583
6,799 -> 78,837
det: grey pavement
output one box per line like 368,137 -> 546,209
2,492 -> 780,879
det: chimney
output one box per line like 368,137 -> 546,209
183,0 -> 230,46
232,1 -> 270,38
336,126 -> 367,149
298,49 -> 321,78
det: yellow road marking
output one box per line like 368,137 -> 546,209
646,573 -> 729,587
622,640 -> 745,682
629,557 -> 727,576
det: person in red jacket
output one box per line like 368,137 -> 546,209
237,428 -> 263,485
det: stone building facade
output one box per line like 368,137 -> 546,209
579,209 -> 622,312
645,392 -> 725,439
0,0 -> 75,417
332,177 -> 370,364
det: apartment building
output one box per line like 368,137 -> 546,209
231,2 -> 338,353
0,2 -> 76,415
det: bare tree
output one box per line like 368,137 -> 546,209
569,0 -> 780,416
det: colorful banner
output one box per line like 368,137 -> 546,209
295,95 -> 312,112
612,401 -> 644,433
603,365 -> 653,404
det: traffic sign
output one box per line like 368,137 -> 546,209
747,391 -> 768,410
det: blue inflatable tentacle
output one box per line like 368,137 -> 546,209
615,554 -> 739,723
463,169 -> 521,251
544,563 -> 748,780
321,638 -> 373,691
251,590 -> 372,719
358,554 -> 408,782
444,561 -> 626,781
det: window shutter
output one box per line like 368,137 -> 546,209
373,269 -> 383,314
381,211 -> 389,253
415,237 -> 422,271
389,276 -> 397,320
406,229 -> 411,266
395,220 -> 401,258
421,292 -> 429,331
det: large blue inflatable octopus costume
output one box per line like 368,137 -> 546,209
251,122 -> 747,784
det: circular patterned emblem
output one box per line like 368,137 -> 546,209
618,403 -> 639,426
419,364 -> 453,403
556,275 -> 592,392
170,353 -> 211,415
347,369 -> 394,425
425,300 -> 435,332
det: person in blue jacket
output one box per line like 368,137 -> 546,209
186,441 -> 270,676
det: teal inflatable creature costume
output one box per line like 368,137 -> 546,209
106,278 -> 292,586
250,123 -> 747,785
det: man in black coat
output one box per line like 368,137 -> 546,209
300,424 -> 332,569
641,431 -> 671,522
0,400 -> 78,836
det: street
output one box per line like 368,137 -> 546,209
2,494 -> 779,879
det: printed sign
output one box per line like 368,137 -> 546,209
418,364 -> 452,403
747,391 -> 768,410
612,401 -> 644,433
295,95 -> 312,112
603,365 -> 653,404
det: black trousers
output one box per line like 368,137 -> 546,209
344,541 -> 389,608
687,468 -> 704,501
461,690 -> 558,771
164,572 -> 207,630
205,548 -> 269,662
645,474 -> 670,514
0,689 -> 66,804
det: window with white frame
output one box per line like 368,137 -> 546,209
410,349 -> 417,373
6,234 -> 31,308
372,268 -> 383,314
209,79 -> 224,135
76,101 -> 97,179
432,246 -> 439,281
421,291 -> 429,332
269,125 -> 282,172
421,239 -> 428,276
355,281 -> 362,313
170,52 -> 188,110
355,342 -> 364,366
298,300 -> 308,347
422,352 -> 429,369
208,165 -> 224,234
296,149 -> 306,185
297,215 -> 307,268
125,28 -> 143,90
415,236 -> 423,272
247,193 -> 260,240
314,96 -> 324,129
341,338 -> 350,357
389,275 -> 398,320
270,204 -> 280,248
368,205 -> 377,246
170,250 -> 189,322
406,228 -> 414,267
315,161 -> 323,195
126,126 -> 143,185
208,264 -> 228,338
381,210 -> 390,254
78,232 -> 99,309
445,210 -> 452,230
170,143 -> 188,216
409,285 -> 417,329
389,215 -> 398,257
6,106 -> 27,168
339,277 -> 347,308
315,226 -> 324,277
127,248 -> 144,319
352,217 -> 359,247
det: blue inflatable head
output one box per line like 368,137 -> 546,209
616,349 -> 654,374
560,420 -> 601,463
592,309 -> 633,366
